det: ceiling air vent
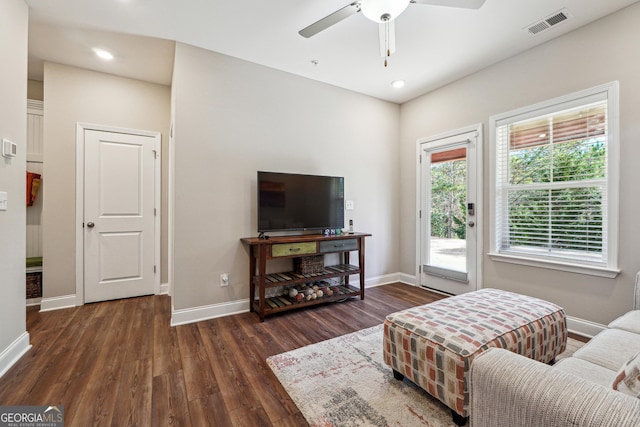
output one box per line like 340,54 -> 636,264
526,8 -> 572,36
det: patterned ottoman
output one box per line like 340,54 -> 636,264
382,288 -> 567,426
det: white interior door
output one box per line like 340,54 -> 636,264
418,127 -> 482,295
83,129 -> 159,303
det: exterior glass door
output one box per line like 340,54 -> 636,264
419,128 -> 480,295
428,146 -> 468,279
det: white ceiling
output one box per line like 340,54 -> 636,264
25,0 -> 640,104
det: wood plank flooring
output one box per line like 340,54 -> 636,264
0,283 -> 445,426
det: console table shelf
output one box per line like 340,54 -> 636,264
258,264 -> 361,287
256,284 -> 360,315
241,233 -> 370,321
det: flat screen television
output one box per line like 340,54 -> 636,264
257,171 -> 345,232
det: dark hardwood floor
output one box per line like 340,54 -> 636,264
0,283 -> 445,426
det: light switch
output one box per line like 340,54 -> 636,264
2,139 -> 17,158
0,192 -> 7,211
345,200 -> 354,210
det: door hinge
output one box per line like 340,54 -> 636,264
153,149 -> 158,159
154,208 -> 157,216
419,210 -> 422,219
154,265 -> 157,274
419,265 -> 422,274
419,154 -> 422,164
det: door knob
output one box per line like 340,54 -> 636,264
87,222 -> 95,228
468,221 -> 475,227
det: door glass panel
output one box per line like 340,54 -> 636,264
428,147 -> 467,273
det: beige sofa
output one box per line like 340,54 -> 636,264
469,273 -> 640,427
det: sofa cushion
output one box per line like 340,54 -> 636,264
554,357 -> 617,388
609,311 -> 640,334
572,329 -> 640,371
613,352 -> 640,397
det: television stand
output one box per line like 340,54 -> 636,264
240,232 -> 371,321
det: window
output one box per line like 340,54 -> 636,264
489,82 -> 619,277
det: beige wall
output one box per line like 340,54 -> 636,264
0,0 -> 28,362
42,63 -> 171,298
171,43 -> 400,310
400,2 -> 640,325
27,79 -> 43,101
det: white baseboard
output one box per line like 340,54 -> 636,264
160,282 -> 169,295
396,273 -> 418,286
26,297 -> 42,307
566,315 -> 605,339
40,294 -> 77,312
171,298 -> 250,327
365,273 -> 404,288
365,272 -> 419,288
0,332 -> 31,378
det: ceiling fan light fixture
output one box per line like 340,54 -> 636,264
361,0 -> 411,23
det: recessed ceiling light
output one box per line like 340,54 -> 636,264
92,48 -> 114,61
391,80 -> 405,89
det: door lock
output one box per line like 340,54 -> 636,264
468,221 -> 475,227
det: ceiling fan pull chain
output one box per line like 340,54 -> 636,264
386,18 -> 390,57
384,18 -> 390,67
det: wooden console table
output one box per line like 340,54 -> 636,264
241,232 -> 370,321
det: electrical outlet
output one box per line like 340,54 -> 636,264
346,200 -> 354,210
220,273 -> 229,287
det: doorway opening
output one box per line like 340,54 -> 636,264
417,125 -> 483,295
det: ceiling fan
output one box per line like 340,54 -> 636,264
299,0 -> 486,66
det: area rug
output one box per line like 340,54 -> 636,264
267,324 -> 583,427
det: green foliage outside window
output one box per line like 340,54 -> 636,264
430,159 -> 466,240
507,138 -> 605,253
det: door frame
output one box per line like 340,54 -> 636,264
75,123 -> 161,305
415,123 -> 484,293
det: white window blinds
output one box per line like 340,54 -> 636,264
493,87 -> 617,270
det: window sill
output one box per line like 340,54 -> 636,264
488,252 -> 620,279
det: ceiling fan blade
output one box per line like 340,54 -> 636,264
410,0 -> 486,9
299,2 -> 362,38
378,21 -> 396,57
